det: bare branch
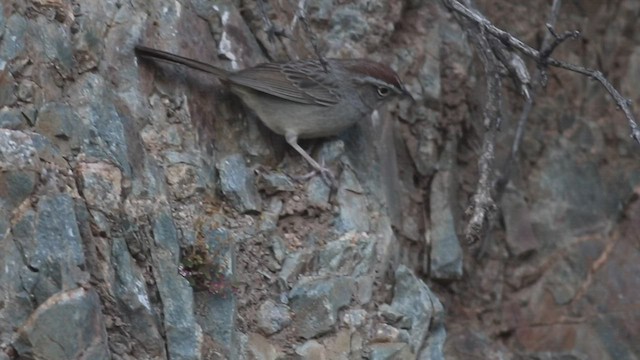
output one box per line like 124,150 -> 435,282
540,27 -> 580,60
257,0 -> 328,70
289,1 -> 328,71
444,0 -> 640,246
545,59 -> 640,142
536,0 -> 562,86
256,0 -> 287,43
464,28 -> 502,245
498,0 -> 564,194
442,0 -> 540,59
442,0 -> 640,144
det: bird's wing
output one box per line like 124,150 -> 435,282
229,60 -> 340,106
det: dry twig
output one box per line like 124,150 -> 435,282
464,28 -> 501,245
443,0 -> 640,144
442,0 -> 640,244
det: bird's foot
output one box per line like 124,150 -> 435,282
293,165 -> 336,188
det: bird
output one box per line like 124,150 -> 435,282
134,45 -> 412,182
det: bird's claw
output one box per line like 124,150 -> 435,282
292,166 -> 336,188
318,167 -> 336,188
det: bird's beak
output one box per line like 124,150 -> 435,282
401,86 -> 415,103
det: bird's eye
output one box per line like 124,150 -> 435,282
377,87 -> 390,97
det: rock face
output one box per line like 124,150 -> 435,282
289,276 -> 355,339
1,0 -> 639,359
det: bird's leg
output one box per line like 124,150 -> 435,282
285,132 -> 335,186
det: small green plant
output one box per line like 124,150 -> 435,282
179,241 -> 232,296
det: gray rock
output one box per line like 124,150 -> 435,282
323,329 -> 356,360
165,163 -> 205,199
418,321 -> 446,360
163,124 -> 183,146
429,168 -> 463,280
68,74 -> 133,177
0,229 -> 35,346
150,211 -> 200,360
28,132 -> 66,168
501,185 -> 539,257
21,105 -> 37,127
28,194 -> 87,302
316,232 -> 376,276
195,228 -> 239,358
35,102 -> 85,156
289,276 -> 355,339
529,148 -> 618,248
439,19 -> 474,70
0,6 -> 4,38
17,79 -> 37,103
78,162 -> 123,216
544,258 -> 583,305
390,265 -> 445,353
89,209 -> 112,236
195,289 -> 238,358
246,333 -> 281,360
218,154 -> 261,213
0,68 -> 16,108
329,7 -> 370,43
258,171 -> 295,194
351,331 -> 364,359
443,329 -> 510,360
111,238 -> 166,357
0,14 -> 27,61
190,0 -> 265,68
260,198 -> 283,233
519,351 -> 588,360
236,331 -> 249,360
163,151 -> 201,166
271,234 -> 286,264
408,109 -> 441,176
0,169 -> 37,210
369,343 -> 414,360
0,130 -> 40,171
398,329 -> 412,345
0,107 -> 24,129
257,299 -> 291,335
342,308 -> 367,328
372,323 -> 402,343
379,304 -> 404,324
152,211 -> 181,259
317,139 -> 346,165
204,228 -> 234,276
307,0 -> 334,21
31,17 -> 75,79
264,256 -> 282,272
72,1 -> 116,72
0,209 -> 8,242
354,275 -> 374,304
336,168 -> 370,232
306,175 -> 331,208
365,215 -> 399,277
622,46 -> 640,104
279,249 -> 313,284
12,209 -> 47,300
295,340 -> 327,360
418,25 -> 442,103
13,288 -> 109,360
100,14 -> 148,128
73,26 -> 101,73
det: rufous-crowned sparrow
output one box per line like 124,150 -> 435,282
135,45 -> 411,180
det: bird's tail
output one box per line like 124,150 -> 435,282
134,45 -> 230,79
